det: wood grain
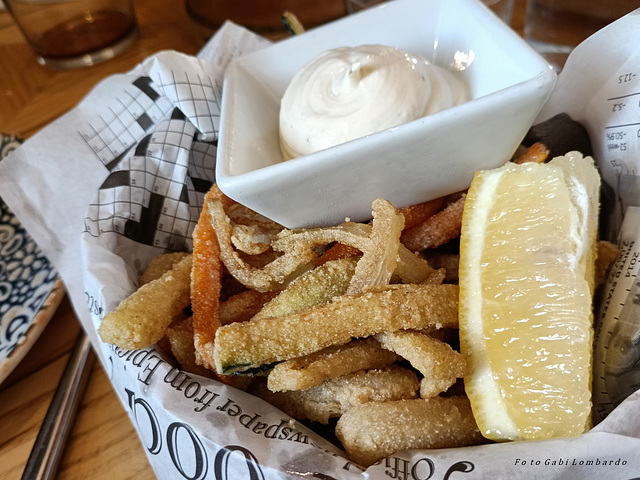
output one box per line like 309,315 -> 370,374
0,1 -> 527,478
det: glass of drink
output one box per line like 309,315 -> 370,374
345,0 -> 514,24
481,0 -> 514,24
525,0 -> 640,70
344,0 -> 387,14
4,0 -> 138,69
185,0 -> 346,38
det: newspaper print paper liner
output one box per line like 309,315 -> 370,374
78,37 -> 362,478
0,134 -> 64,385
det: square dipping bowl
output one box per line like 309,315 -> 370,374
216,0 -> 556,228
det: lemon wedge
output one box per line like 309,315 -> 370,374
459,152 -> 600,441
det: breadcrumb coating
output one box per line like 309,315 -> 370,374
213,283 -> 459,374
336,396 -> 484,466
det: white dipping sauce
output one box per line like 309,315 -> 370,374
279,44 -> 469,161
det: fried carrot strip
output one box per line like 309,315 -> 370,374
192,186 -> 256,389
400,194 -> 466,252
595,240 -> 620,287
513,142 -> 550,164
191,186 -> 226,372
397,197 -> 445,230
315,242 -> 361,266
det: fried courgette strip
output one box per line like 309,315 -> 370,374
267,337 -> 401,392
254,257 -> 357,320
213,283 -> 459,374
256,365 -> 419,424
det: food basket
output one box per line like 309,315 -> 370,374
0,10 -> 640,480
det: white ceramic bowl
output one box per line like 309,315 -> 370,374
216,0 -> 556,228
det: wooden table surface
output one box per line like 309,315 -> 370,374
0,1 -> 526,478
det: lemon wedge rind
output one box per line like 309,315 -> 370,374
459,168 -> 520,440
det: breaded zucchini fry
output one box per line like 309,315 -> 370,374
295,365 -> 419,405
213,283 -> 459,374
256,365 -> 419,424
254,257 -> 357,320
267,338 -> 401,392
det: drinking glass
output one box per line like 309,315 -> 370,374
525,0 -> 640,70
4,0 -> 138,69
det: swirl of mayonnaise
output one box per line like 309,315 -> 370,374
279,44 -> 469,161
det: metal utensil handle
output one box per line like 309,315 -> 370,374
21,331 -> 95,480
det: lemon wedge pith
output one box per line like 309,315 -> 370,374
459,152 -> 600,442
